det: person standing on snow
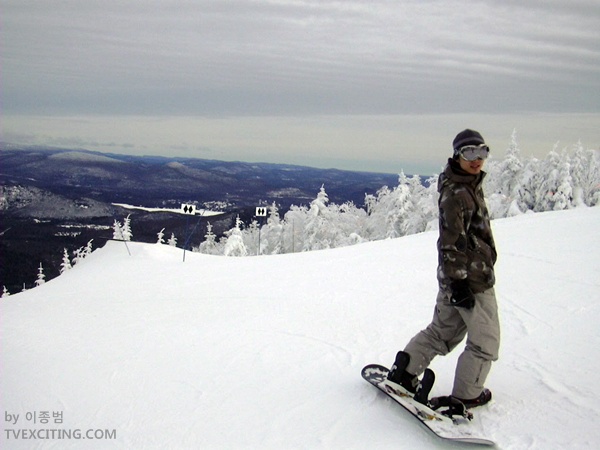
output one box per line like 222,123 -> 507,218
387,129 -> 499,408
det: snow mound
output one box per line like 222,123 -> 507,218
2,207 -> 599,449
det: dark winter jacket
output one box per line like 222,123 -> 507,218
437,159 -> 497,294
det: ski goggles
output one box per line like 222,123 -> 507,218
458,144 -> 490,161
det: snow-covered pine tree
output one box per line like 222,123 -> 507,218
533,146 -> 569,211
72,247 -> 84,266
113,220 -> 124,240
168,233 -> 177,247
35,263 -> 46,287
503,129 -> 525,199
333,201 -> 367,247
83,239 -> 93,258
302,185 -> 334,251
223,216 -> 248,257
71,240 -> 92,266
2,286 -> 10,297
364,174 -> 413,240
364,185 -> 391,241
400,173 -> 438,235
243,219 -> 260,256
196,222 -> 220,255
121,215 -> 133,241
569,141 -> 600,206
281,204 -> 308,254
485,129 -> 525,218
552,152 -> 573,211
516,156 -> 541,212
261,203 -> 284,255
298,185 -> 366,250
157,228 -> 165,244
60,248 -> 72,273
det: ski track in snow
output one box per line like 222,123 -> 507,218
1,207 -> 599,449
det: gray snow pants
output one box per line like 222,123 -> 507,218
403,287 -> 500,399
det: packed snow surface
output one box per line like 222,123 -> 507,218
2,207 -> 599,449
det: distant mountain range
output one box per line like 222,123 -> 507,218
1,143 -> 401,292
1,143 -> 399,211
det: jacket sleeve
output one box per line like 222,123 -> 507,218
438,188 -> 473,282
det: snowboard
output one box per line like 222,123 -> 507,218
362,364 -> 495,446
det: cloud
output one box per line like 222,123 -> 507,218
3,1 -> 599,172
4,0 -> 599,116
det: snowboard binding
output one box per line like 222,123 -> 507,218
429,395 -> 474,421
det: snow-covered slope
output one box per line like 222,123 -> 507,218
2,207 -> 599,449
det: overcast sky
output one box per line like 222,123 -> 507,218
3,0 -> 599,174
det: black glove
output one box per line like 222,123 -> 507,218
450,279 -> 475,309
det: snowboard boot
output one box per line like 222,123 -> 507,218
453,388 -> 492,408
387,351 -> 418,394
413,368 -> 435,405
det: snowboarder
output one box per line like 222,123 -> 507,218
388,129 -> 500,408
